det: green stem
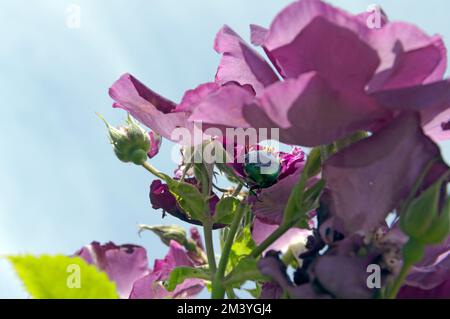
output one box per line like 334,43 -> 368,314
319,145 -> 330,164
200,169 -> 217,275
386,239 -> 424,299
141,161 -> 166,180
386,263 -> 412,299
249,221 -> 294,258
232,183 -> 244,197
226,288 -> 238,299
211,203 -> 246,299
203,219 -> 217,273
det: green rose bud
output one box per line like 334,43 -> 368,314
400,174 -> 450,245
98,114 -> 150,165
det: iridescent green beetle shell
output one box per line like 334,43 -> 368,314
243,151 -> 281,188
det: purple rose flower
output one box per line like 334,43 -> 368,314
76,240 -> 204,299
109,0 -> 450,148
75,242 -> 149,298
130,240 -> 204,299
187,0 -> 450,146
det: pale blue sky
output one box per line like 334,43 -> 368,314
1,0 -> 450,298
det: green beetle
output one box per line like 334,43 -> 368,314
243,150 -> 281,189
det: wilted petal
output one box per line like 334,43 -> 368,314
76,242 -> 149,298
324,113 -> 446,233
214,25 -> 279,95
109,73 -> 189,141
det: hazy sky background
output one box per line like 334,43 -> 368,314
1,0 -> 450,298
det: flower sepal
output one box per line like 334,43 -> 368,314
98,113 -> 151,165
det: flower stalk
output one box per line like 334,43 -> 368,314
211,202 -> 246,299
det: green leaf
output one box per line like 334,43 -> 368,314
213,197 -> 240,224
165,266 -> 210,292
224,258 -> 267,288
305,147 -> 322,178
166,179 -> 207,222
8,255 -> 118,299
283,148 -> 322,225
301,179 -> 326,213
228,226 -> 256,272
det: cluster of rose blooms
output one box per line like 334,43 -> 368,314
85,0 -> 450,299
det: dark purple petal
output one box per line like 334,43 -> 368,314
405,236 -> 450,290
214,25 -> 279,95
398,279 -> 450,299
76,242 -> 149,298
258,252 -> 330,299
323,113 -> 446,233
150,180 -> 177,214
260,282 -> 283,299
278,147 -> 305,180
150,179 -> 223,228
314,255 -> 373,299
